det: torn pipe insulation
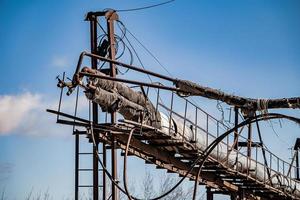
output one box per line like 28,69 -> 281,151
84,69 -> 161,128
175,79 -> 300,112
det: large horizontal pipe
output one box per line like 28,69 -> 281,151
75,52 -> 300,112
175,79 -> 300,111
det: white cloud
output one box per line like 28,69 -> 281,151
0,92 -> 88,137
52,55 -> 69,68
0,93 -> 40,133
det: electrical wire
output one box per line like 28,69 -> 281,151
90,15 -> 194,200
114,37 -> 134,74
96,20 -> 133,72
118,21 -> 205,122
116,19 -> 205,117
116,19 -> 194,115
79,95 -> 299,199
123,128 -> 136,200
193,114 -> 293,199
121,114 -> 200,199
84,12 -> 300,199
88,101 -> 133,198
117,22 -> 154,83
88,100 -> 199,200
114,0 -> 175,13
117,20 -> 173,77
96,20 -> 107,35
116,20 -> 172,109
117,19 -> 206,116
191,113 -> 300,200
268,119 -> 291,147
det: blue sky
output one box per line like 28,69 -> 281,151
0,0 -> 300,199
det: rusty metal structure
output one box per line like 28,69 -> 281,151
48,10 -> 300,200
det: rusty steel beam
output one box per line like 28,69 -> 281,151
75,52 -> 175,82
67,123 -> 297,199
75,131 -> 79,200
207,187 -> 213,200
106,10 -> 119,200
297,150 -> 299,180
104,132 -> 241,191
294,138 -> 300,180
150,141 -> 185,147
133,135 -> 172,140
234,107 -> 239,150
89,14 -> 100,200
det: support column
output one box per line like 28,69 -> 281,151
102,143 -> 107,200
230,194 -> 236,200
106,10 -> 119,200
206,187 -> 213,200
247,123 -> 252,175
256,117 -> 272,184
247,123 -> 252,158
296,150 -> 299,180
89,14 -> 99,200
75,132 -> 79,200
234,107 -> 239,150
239,189 -> 245,200
294,138 -> 300,180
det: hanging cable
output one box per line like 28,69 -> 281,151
116,20 -> 173,109
117,20 -> 173,77
114,0 -> 175,13
96,20 -> 107,35
121,109 -> 199,199
191,113 -> 300,200
123,128 -> 136,200
88,99 -> 201,200
88,100 -> 133,198
116,19 -> 207,118
96,19 -> 133,72
116,19 -> 210,113
117,22 -> 154,83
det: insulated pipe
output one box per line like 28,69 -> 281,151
72,52 -> 300,112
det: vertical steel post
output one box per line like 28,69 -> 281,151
247,123 -> 252,175
296,150 -> 299,180
247,123 -> 252,157
102,144 -> 107,200
169,92 -> 174,135
206,187 -> 213,200
75,132 -> 79,200
234,107 -> 239,150
106,10 -> 119,200
256,118 -> 272,185
294,138 -> 300,180
195,107 -> 198,143
239,190 -> 245,200
89,14 -> 99,200
206,115 -> 209,147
